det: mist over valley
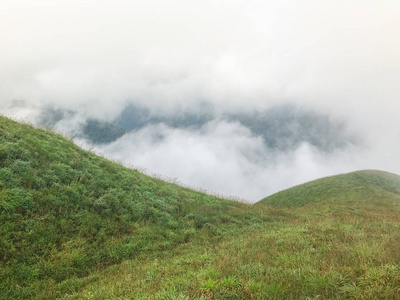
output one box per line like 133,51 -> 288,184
0,99 -> 368,201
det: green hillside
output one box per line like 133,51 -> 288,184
258,170 -> 400,207
1,116 -> 400,299
0,116 -> 259,299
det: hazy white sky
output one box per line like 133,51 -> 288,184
1,1 -> 400,200
2,0 -> 399,111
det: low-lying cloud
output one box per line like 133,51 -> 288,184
91,120 -> 357,201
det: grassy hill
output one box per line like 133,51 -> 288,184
1,116 -> 400,299
258,170 -> 400,207
0,116 -> 259,299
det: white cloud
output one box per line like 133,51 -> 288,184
88,121 -> 365,202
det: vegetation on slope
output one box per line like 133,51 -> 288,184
258,170 -> 400,207
1,115 -> 400,299
0,116 -> 259,299
68,200 -> 400,300
68,171 -> 400,300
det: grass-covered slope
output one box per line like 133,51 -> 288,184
0,116 -> 258,299
2,115 -> 400,299
63,170 -> 400,300
257,170 -> 400,207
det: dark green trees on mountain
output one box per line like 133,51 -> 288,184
83,119 -> 126,144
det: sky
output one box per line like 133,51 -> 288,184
1,0 -> 400,201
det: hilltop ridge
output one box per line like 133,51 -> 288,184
257,170 -> 400,207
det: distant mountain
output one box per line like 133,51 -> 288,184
225,105 -> 352,151
39,106 -> 76,127
116,101 -> 215,131
82,119 -> 126,144
39,102 -> 357,151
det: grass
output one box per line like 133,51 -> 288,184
258,170 -> 400,207
58,201 -> 400,299
1,115 -> 400,299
